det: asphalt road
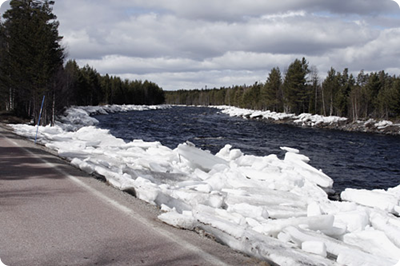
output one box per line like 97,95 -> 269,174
0,124 -> 266,266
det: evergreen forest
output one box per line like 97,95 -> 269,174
0,0 -> 164,125
166,58 -> 400,121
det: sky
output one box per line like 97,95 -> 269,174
1,0 -> 400,91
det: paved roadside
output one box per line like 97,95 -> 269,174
0,124 -> 265,266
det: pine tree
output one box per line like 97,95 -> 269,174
0,0 -> 65,123
0,20 -> 11,111
64,59 -> 81,106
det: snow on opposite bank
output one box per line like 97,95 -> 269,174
216,105 -> 400,134
10,105 -> 400,266
214,105 -> 347,126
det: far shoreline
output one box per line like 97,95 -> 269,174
211,105 -> 400,137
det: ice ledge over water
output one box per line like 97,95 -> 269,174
10,105 -> 400,266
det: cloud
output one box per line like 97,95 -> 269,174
3,0 -> 400,90
135,0 -> 399,20
117,1 -> 366,22
336,28 -> 400,71
61,9 -> 378,59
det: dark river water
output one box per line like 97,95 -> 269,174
94,106 -> 400,192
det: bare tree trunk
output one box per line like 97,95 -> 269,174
52,91 -> 55,126
8,87 -> 14,111
321,86 -> 326,116
315,85 -> 318,114
354,97 -> 358,121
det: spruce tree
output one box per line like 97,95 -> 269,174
283,58 -> 310,114
322,67 -> 339,116
263,67 -> 283,112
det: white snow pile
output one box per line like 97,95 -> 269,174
214,106 -> 296,121
10,105 -> 400,266
364,119 -> 398,131
217,106 -> 400,134
294,113 -> 348,127
373,120 -> 393,129
57,104 -> 169,131
216,105 -> 348,127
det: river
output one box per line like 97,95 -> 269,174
94,106 -> 400,192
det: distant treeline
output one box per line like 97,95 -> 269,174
166,58 -> 400,121
63,60 -> 165,107
0,0 -> 164,125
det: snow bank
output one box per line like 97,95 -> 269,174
294,113 -> 348,127
215,105 -> 296,121
216,105 -> 400,135
10,105 -> 400,266
374,120 -> 394,129
215,105 -> 347,127
57,104 -> 169,131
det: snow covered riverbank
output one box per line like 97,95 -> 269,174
10,105 -> 400,266
216,106 -> 400,135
